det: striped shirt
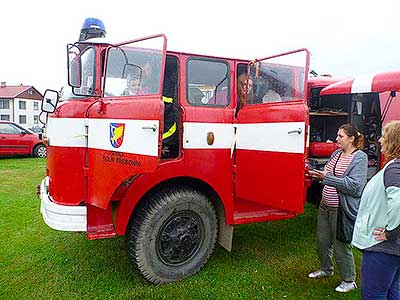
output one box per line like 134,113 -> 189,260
322,151 -> 355,207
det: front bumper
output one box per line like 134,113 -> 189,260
40,177 -> 87,231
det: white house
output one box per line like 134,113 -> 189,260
0,82 -> 43,129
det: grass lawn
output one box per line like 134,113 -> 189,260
0,157 -> 362,299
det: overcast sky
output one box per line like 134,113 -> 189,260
1,0 -> 399,93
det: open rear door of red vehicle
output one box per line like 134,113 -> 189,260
235,49 -> 310,220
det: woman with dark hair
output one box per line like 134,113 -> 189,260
352,121 -> 400,300
308,123 -> 368,293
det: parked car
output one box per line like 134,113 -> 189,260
0,121 -> 46,158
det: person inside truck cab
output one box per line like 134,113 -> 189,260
261,80 -> 282,103
251,76 -> 281,103
123,73 -> 141,96
122,62 -> 156,96
139,61 -> 157,94
236,73 -> 253,116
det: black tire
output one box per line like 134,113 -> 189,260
125,187 -> 218,284
33,144 -> 46,158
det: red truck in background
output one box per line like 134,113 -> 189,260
38,21 -> 400,283
306,72 -> 400,203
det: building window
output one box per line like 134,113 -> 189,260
0,99 -> 10,109
1,114 -> 10,121
19,101 -> 26,110
28,90 -> 34,95
187,58 -> 230,107
34,102 -> 39,110
33,115 -> 39,124
19,115 -> 27,124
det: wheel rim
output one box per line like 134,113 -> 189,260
37,146 -> 46,158
156,211 -> 204,266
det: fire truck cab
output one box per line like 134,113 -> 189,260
40,33 -> 311,283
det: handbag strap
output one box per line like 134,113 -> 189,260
333,151 -> 342,176
333,149 -> 358,176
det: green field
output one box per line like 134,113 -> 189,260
0,158 -> 362,299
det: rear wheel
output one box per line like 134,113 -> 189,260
125,187 -> 218,284
33,144 -> 46,158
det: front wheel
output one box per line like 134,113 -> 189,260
125,188 -> 218,284
33,144 -> 46,158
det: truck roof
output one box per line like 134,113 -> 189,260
307,76 -> 342,89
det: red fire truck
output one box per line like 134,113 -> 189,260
306,72 -> 400,203
39,26 -> 400,283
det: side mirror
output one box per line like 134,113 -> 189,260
67,44 -> 82,88
42,89 -> 59,113
390,90 -> 397,97
122,63 -> 142,81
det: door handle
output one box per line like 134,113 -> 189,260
288,128 -> 302,134
141,125 -> 157,132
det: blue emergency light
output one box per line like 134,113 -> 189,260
79,18 -> 106,41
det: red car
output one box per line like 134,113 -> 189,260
0,121 -> 46,158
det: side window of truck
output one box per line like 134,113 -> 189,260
104,39 -> 163,98
186,58 -> 230,107
72,47 -> 96,96
249,67 -> 296,104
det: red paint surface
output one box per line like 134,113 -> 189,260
45,42 -> 313,239
320,71 -> 400,96
47,146 -> 86,205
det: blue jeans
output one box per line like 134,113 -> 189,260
361,251 -> 400,300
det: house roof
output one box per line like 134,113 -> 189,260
0,85 -> 42,99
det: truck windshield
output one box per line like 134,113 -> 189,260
70,46 -> 96,97
104,38 -> 164,97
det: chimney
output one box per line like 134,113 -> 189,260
0,82 -> 6,88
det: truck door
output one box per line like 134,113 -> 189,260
86,35 -> 167,209
235,49 -> 310,214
